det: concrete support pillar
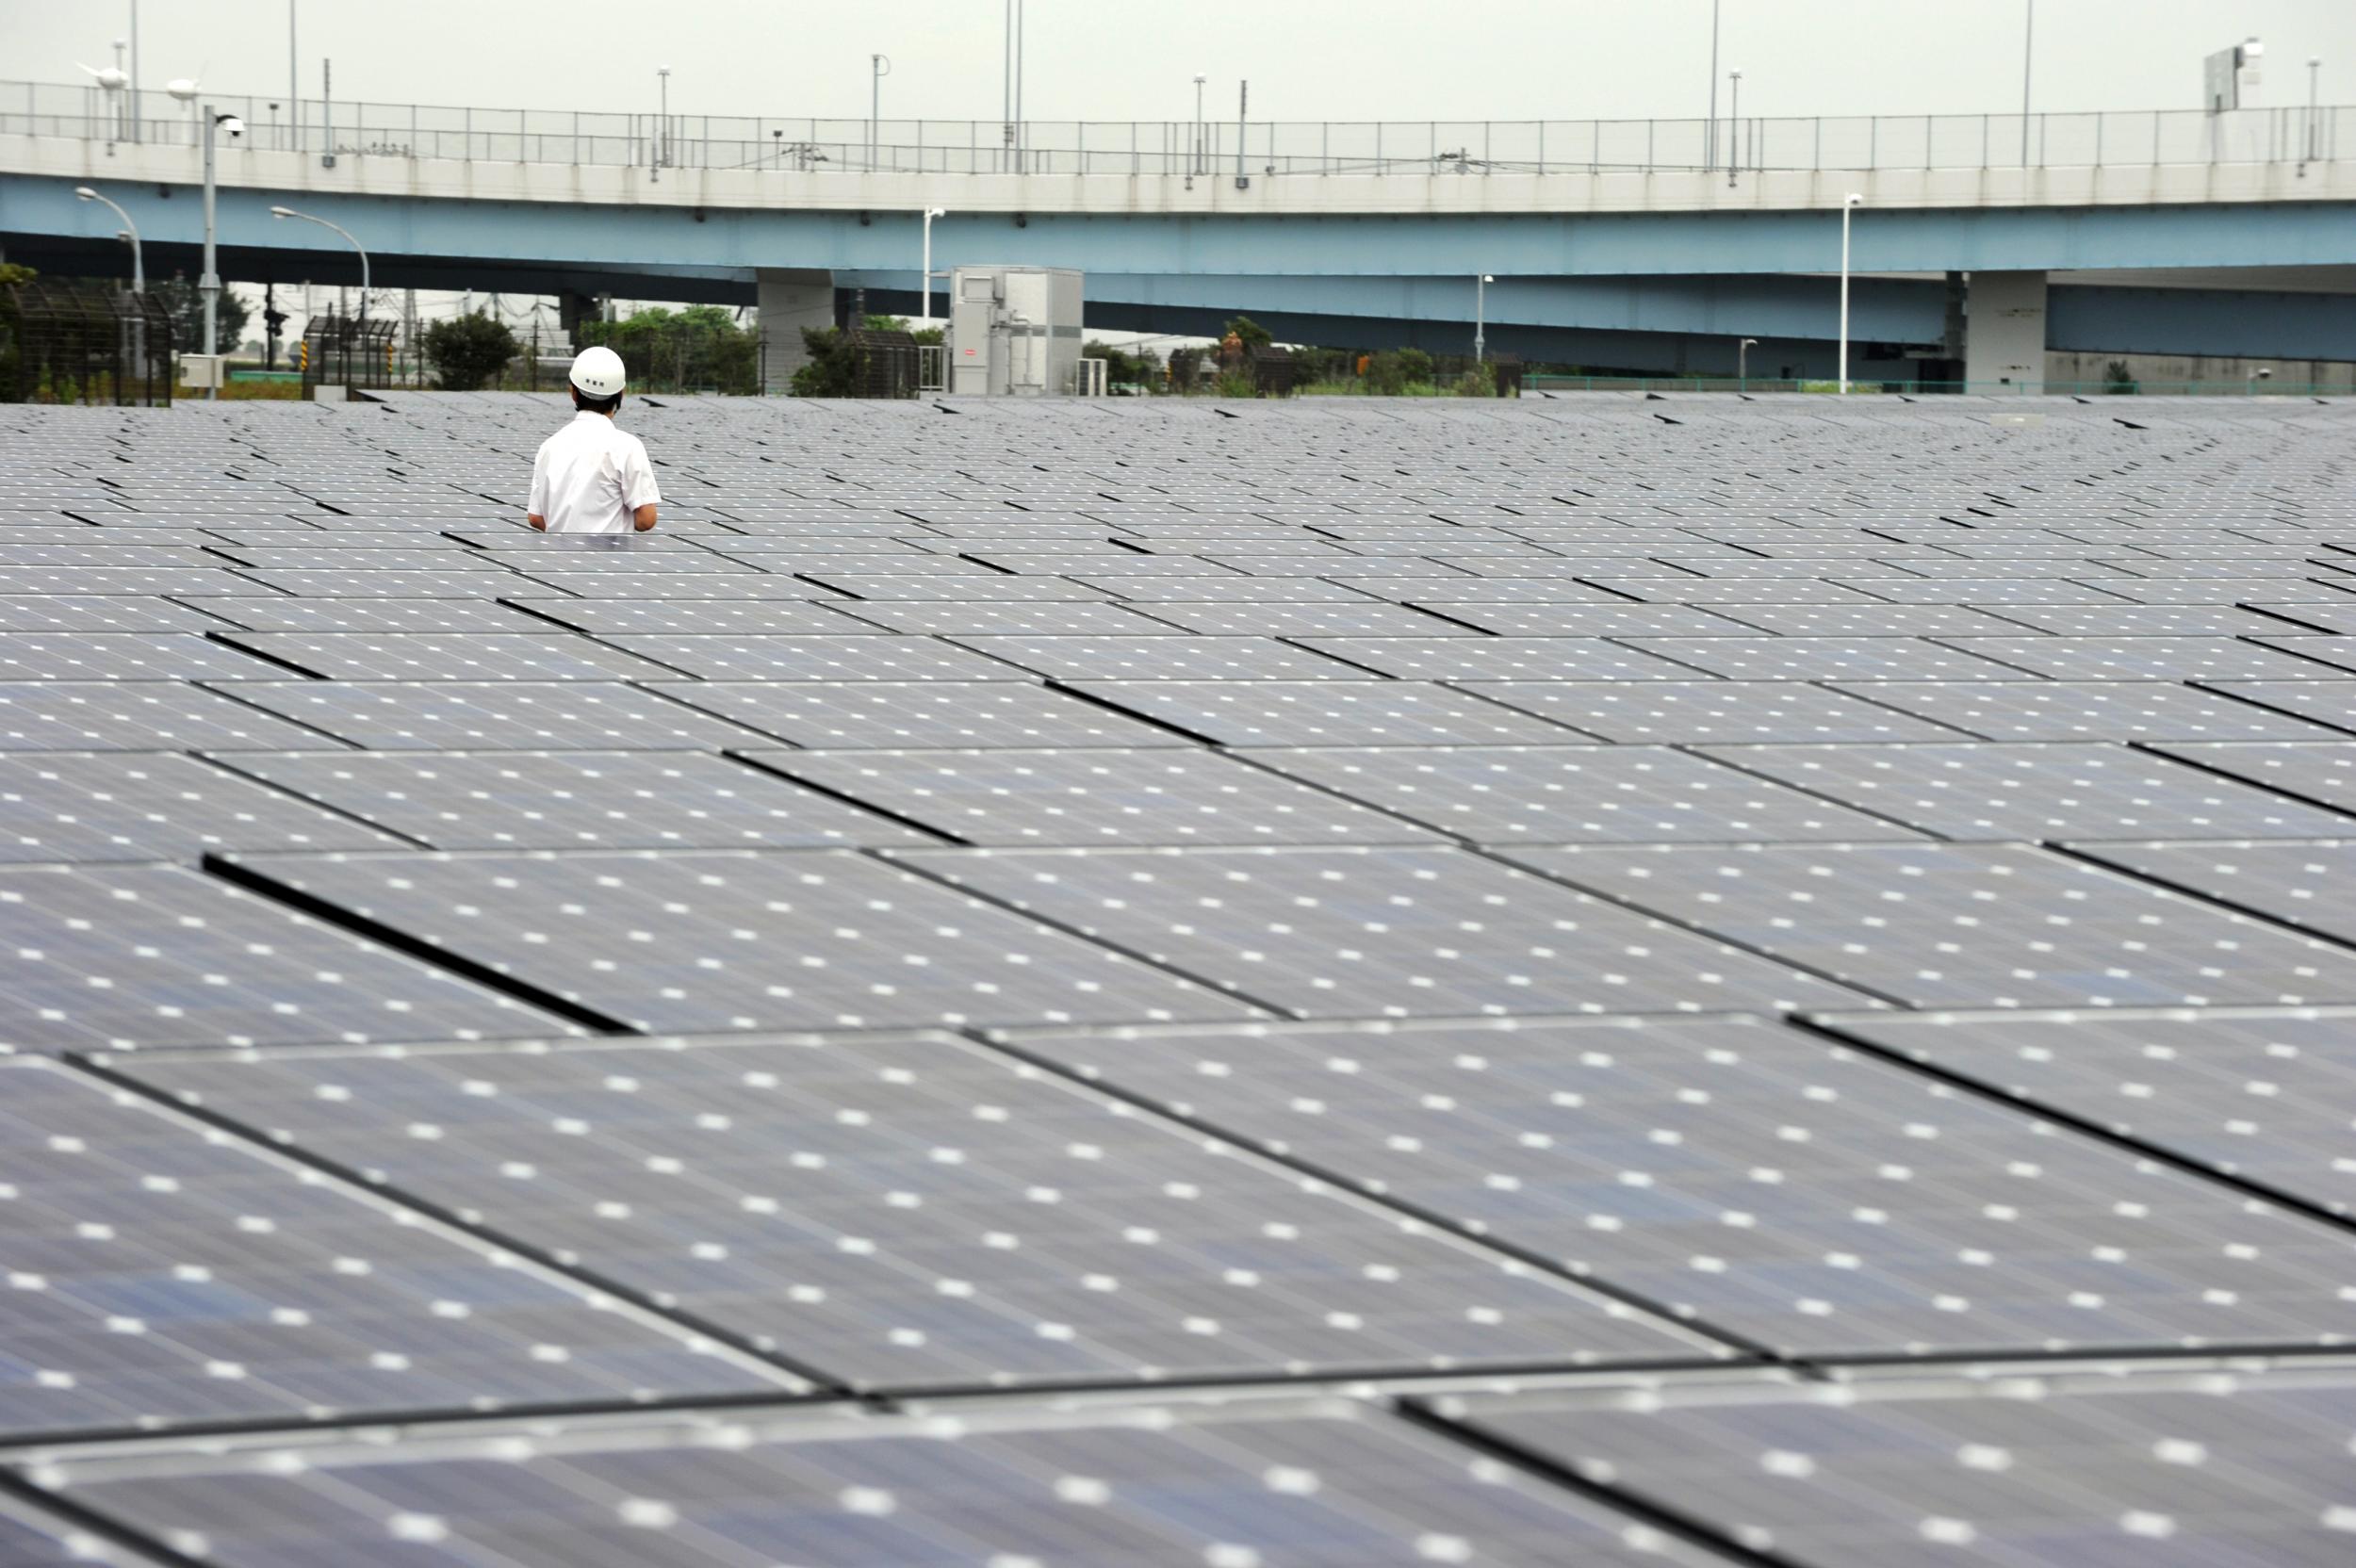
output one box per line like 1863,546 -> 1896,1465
555,291 -> 598,341
1964,270 -> 2048,394
756,268 -> 835,393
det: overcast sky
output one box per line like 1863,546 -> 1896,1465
12,1 -> 2355,123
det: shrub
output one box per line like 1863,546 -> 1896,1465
422,313 -> 519,391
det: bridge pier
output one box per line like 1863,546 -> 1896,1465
756,268 -> 835,393
1964,270 -> 2049,393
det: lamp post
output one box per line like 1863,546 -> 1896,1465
921,206 -> 946,323
2020,0 -> 2033,166
2249,366 -> 2273,393
2306,57 -> 2322,170
74,187 -> 142,292
1474,273 -> 1494,362
1706,0 -> 1721,172
199,106 -> 244,398
1726,69 -> 1742,185
1193,74 -> 1207,178
271,205 -> 368,332
653,65 -> 670,179
871,54 -> 891,172
1838,192 -> 1862,395
1738,335 -> 1758,384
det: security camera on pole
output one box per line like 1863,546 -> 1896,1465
197,102 -> 246,398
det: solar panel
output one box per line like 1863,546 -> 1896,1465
1064,680 -> 1590,746
114,1033 -> 1716,1386
0,682 -> 343,753
210,848 -> 1252,1033
0,861 -> 576,1051
1700,742 -> 2356,840
1827,680 -> 2348,741
197,596 -> 554,633
1461,681 -> 1972,743
2065,839 -> 2356,949
892,843 -> 1864,1017
215,750 -> 937,851
1252,744 -> 1928,844
1822,1006 -> 2356,1217
746,746 -> 1440,847
36,1399 -> 1734,1568
0,751 -> 402,862
1512,841 -> 2356,1008
997,1013 -> 2356,1357
212,632 -> 683,682
0,596 -> 235,633
650,680 -> 1191,749
600,635 -> 1027,681
0,1056 -> 794,1439
217,681 -> 764,751
1447,1372 -> 2356,1567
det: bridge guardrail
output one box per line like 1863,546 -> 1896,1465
8,81 -> 2340,179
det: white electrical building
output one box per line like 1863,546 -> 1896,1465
948,266 -> 1085,396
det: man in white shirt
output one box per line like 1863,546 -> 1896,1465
527,346 -> 661,534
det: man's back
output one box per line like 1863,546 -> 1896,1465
529,411 -> 661,535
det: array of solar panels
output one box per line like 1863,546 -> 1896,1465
2,390 -> 2353,1565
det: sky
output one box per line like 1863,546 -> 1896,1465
12,0 -> 2354,125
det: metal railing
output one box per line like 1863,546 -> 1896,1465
8,81 -> 2343,178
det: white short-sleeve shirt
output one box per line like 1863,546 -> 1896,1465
528,411 -> 662,534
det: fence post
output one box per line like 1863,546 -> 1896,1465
1538,120 -> 1546,173
2094,112 -> 2102,168
2151,109 -> 2160,165
1981,112 -> 1988,168
1869,115 -> 1876,169
1813,117 -> 1820,172
1321,121 -> 1328,175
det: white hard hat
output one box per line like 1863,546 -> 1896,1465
569,345 -> 627,398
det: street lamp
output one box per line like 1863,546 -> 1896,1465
871,54 -> 892,172
2020,0 -> 2034,166
921,206 -> 946,323
74,187 -> 143,292
2249,367 -> 2274,392
198,106 -> 244,398
1738,335 -> 1759,384
1706,0 -> 1721,172
273,204 -> 368,379
2305,57 -> 2322,172
1838,191 -> 1862,395
1726,69 -> 1742,185
653,65 -> 670,180
1474,273 -> 1494,363
1193,74 -> 1207,179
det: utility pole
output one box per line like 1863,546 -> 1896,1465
1726,69 -> 1742,185
1235,79 -> 1248,188
1707,0 -> 1721,172
288,0 -> 298,153
2020,0 -> 2033,166
127,1 -> 139,142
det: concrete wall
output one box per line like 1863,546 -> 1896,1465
1965,270 -> 2049,392
755,269 -> 833,392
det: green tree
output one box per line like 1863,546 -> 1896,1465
422,312 -> 520,391
153,274 -> 250,354
579,304 -> 760,394
1223,315 -> 1273,351
0,263 -> 32,399
788,326 -> 864,397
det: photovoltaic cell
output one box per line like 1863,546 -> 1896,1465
1823,1006 -> 2356,1217
1510,841 -> 2356,1008
117,1034 -> 1719,1388
744,746 -> 1440,846
999,1013 -> 2356,1357
1700,742 -> 2356,840
39,1400 -> 1734,1568
0,1057 -> 792,1439
1252,744 -> 1926,844
1448,1374 -> 2356,1568
892,843 -> 1866,1017
213,750 -> 936,851
0,751 -> 404,862
212,848 -> 1252,1033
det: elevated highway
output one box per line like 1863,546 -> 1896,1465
4,82 -> 2351,384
